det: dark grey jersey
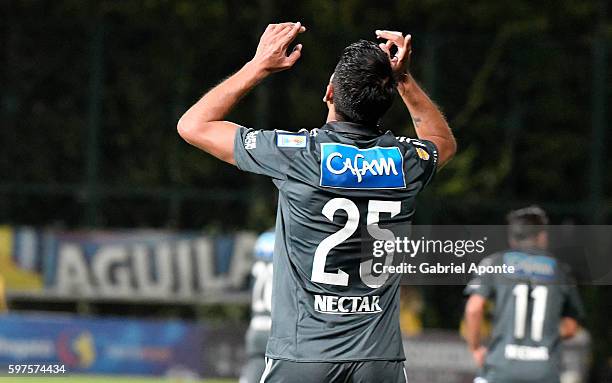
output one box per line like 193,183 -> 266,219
465,250 -> 584,382
234,121 -> 438,362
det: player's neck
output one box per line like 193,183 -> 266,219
326,106 -> 339,123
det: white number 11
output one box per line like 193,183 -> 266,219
512,284 -> 548,341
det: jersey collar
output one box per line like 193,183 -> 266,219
322,121 -> 382,138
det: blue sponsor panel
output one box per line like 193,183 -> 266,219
0,313 -> 205,377
320,143 -> 405,189
503,251 -> 557,280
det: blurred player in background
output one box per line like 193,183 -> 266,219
240,230 -> 274,383
464,206 -> 584,383
178,22 -> 455,382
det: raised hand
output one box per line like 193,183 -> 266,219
251,22 -> 306,74
375,30 -> 412,77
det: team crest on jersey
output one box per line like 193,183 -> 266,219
277,133 -> 307,148
320,143 -> 405,189
415,147 -> 430,160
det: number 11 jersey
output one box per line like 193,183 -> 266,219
465,250 -> 584,382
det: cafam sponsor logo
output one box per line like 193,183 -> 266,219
320,143 -> 405,189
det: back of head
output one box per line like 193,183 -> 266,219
332,40 -> 396,126
506,205 -> 549,243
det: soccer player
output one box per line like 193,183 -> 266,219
178,22 -> 455,383
241,230 -> 274,383
464,206 -> 584,383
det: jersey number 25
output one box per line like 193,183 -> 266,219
311,198 -> 399,288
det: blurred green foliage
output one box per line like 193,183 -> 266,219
0,0 -> 610,229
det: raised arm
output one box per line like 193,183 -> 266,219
376,31 -> 456,167
177,22 -> 305,164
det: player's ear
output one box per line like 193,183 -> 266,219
323,73 -> 334,103
323,83 -> 334,104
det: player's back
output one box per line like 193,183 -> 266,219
234,121 -> 438,362
469,250 -> 583,383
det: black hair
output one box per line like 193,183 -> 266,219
506,205 -> 549,241
332,40 -> 395,126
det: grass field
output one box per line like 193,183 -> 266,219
0,377 -> 236,383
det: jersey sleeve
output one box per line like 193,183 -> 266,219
464,256 -> 495,299
409,139 -> 438,188
234,127 -> 306,180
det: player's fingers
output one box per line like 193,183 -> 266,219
270,23 -> 290,34
284,22 -> 305,37
402,34 -> 412,57
280,22 -> 305,47
284,43 -> 302,67
395,45 -> 406,61
392,34 -> 412,64
379,40 -> 393,59
404,34 -> 412,49
376,30 -> 405,61
378,42 -> 391,58
274,22 -> 293,29
260,23 -> 276,40
276,22 -> 297,34
289,21 -> 307,35
375,30 -> 404,46
265,22 -> 290,40
385,40 -> 394,55
376,30 -> 403,38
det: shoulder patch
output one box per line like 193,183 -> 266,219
244,131 -> 259,150
277,133 -> 307,148
415,147 -> 430,160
